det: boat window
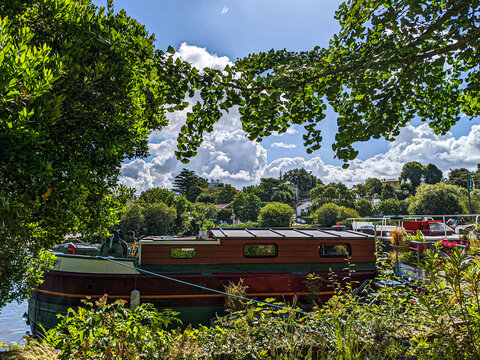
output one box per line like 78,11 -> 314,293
244,244 -> 277,258
429,222 -> 452,232
170,248 -> 196,259
319,244 -> 351,257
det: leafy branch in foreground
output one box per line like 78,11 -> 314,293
175,0 -> 480,165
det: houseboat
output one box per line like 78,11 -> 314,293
28,227 -> 376,334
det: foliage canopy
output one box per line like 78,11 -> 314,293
175,0 -> 480,166
0,0 -> 196,305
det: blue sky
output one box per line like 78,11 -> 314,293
93,0 -> 479,191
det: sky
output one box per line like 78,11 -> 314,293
94,0 -> 480,192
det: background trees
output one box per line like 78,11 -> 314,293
258,202 -> 294,227
424,164 -> 443,184
408,183 -> 466,215
281,168 -> 318,199
310,183 -> 355,209
376,199 -> 409,216
400,162 -> 443,191
173,169 -> 209,202
231,193 -> 262,222
314,203 -> 359,227
400,162 -> 425,190
447,168 -> 471,189
364,178 -> 383,198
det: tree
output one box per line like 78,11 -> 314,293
216,208 -> 233,223
258,202 -> 294,227
365,178 -> 383,197
447,168 -> 471,189
270,183 -> 296,206
174,1 -> 480,165
376,199 -> 408,216
355,199 -> 373,217
119,203 -> 176,237
281,168 -> 318,199
171,196 -> 194,235
400,162 -> 424,190
354,184 -> 367,198
380,184 -> 397,200
408,183 -> 466,215
138,188 -> 175,206
216,184 -> 238,204
173,169 -> 208,202
253,178 -> 283,202
314,203 -> 359,227
231,193 -> 262,222
118,204 -> 144,240
311,183 -> 355,208
193,202 -> 218,221
0,0 -> 195,306
196,192 -> 217,204
141,203 -> 177,236
424,163 -> 443,184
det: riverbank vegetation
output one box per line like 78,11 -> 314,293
2,244 -> 479,360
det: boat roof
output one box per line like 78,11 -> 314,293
210,228 -> 371,239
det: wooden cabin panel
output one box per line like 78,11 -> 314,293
140,238 -> 375,265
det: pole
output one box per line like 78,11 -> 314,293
467,174 -> 472,214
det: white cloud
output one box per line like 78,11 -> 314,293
263,124 -> 480,187
119,44 -> 480,194
271,142 -> 297,149
120,44 -> 264,193
221,6 -> 229,15
272,127 -> 298,136
174,42 -> 232,72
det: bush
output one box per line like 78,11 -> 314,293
258,202 -> 294,227
314,203 -> 359,227
408,182 -> 466,215
42,296 -> 179,359
354,198 -> 374,217
376,198 -> 409,216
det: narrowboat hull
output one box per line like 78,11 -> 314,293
29,228 -> 377,333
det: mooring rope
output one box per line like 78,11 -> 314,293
100,256 -> 307,315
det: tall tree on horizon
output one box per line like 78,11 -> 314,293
424,163 -> 443,184
401,162 -> 425,190
173,169 -> 208,202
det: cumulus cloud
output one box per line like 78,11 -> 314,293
221,6 -> 229,15
271,142 -> 297,149
174,42 -> 232,72
120,44 -> 265,192
263,124 -> 480,187
119,44 -> 480,193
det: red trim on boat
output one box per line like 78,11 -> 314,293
33,288 -> 334,300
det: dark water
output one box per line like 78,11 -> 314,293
0,301 -> 30,344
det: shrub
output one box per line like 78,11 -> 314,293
42,296 -> 179,360
314,203 -> 359,227
258,202 -> 294,227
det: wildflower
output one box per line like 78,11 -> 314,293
403,340 -> 411,347
411,300 -> 415,305
341,337 -> 344,342
399,355 -> 406,359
